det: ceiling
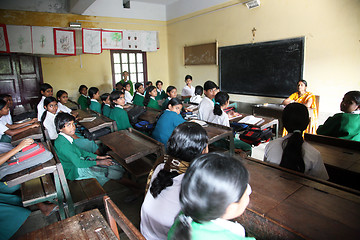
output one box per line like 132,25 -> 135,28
0,0 -> 232,21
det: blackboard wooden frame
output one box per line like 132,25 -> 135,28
219,37 -> 305,98
184,42 -> 217,65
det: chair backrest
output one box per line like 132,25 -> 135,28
103,196 -> 145,240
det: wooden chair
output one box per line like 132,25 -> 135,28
104,196 -> 146,240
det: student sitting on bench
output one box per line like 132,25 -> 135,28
264,103 -> 329,180
317,91 -> 360,142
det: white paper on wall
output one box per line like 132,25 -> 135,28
0,25 -> 9,52
123,30 -> 142,50
54,28 -> 76,55
141,31 -> 157,52
7,25 -> 32,53
32,26 -> 54,55
83,28 -> 102,54
102,30 -> 123,49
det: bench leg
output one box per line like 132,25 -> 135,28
56,163 -> 75,217
53,170 -> 66,220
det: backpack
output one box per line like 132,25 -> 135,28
0,142 -> 53,179
127,105 -> 147,125
240,127 -> 273,146
82,127 -> 111,141
134,120 -> 154,133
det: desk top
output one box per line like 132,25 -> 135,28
138,108 -> 161,124
77,109 -> 114,132
17,209 -> 117,240
202,122 -> 233,144
11,127 -> 43,145
236,157 -> 360,239
99,128 -> 163,164
231,113 -> 278,130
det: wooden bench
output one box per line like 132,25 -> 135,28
21,174 -> 57,207
104,196 -> 146,240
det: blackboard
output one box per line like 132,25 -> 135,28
219,37 -> 304,98
184,42 -> 217,65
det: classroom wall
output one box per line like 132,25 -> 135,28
0,9 -> 170,100
166,0 -> 360,122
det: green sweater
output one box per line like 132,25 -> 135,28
89,100 -> 101,113
161,97 -> 170,110
155,89 -> 167,101
146,98 -> 161,110
133,93 -> 145,106
109,106 -> 132,130
54,134 -> 97,180
317,113 -> 360,141
78,95 -> 89,110
102,104 -> 111,118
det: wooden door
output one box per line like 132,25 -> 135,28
0,53 -> 43,111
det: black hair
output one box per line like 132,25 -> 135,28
185,75 -> 192,81
87,87 -> 99,105
56,90 -> 67,100
100,93 -> 110,111
167,98 -> 182,109
156,80 -> 163,86
78,85 -> 87,94
298,80 -> 307,87
122,82 -> 131,88
135,83 -> 143,90
0,94 -> 7,101
150,122 -> 208,198
143,86 -> 156,107
0,99 -> 7,111
109,90 -> 124,108
145,81 -> 153,87
40,83 -> 53,93
194,85 -> 203,96
115,82 -> 123,90
41,97 -> 57,123
171,153 -> 249,239
166,86 -> 176,94
203,80 -> 217,91
345,91 -> 360,105
213,92 -> 229,116
280,103 -> 309,173
55,112 -> 75,133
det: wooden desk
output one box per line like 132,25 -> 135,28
77,109 -> 115,132
65,99 -> 80,110
236,157 -> 360,239
99,129 -> 164,179
11,127 -> 43,145
138,108 -> 161,124
202,122 -> 234,156
17,209 -> 118,239
231,113 -> 279,138
183,103 -> 199,112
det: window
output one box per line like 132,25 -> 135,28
111,50 -> 147,87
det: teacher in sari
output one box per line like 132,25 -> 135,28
282,80 -> 318,135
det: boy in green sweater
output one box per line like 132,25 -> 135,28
317,91 -> 360,141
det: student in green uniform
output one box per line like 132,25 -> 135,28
161,86 -> 177,110
133,83 -> 145,106
143,86 -> 161,110
101,93 -> 111,118
119,71 -> 134,95
88,87 -> 101,113
77,85 -> 89,110
155,80 -> 167,101
168,153 -> 254,240
109,90 -> 132,130
317,90 -> 360,141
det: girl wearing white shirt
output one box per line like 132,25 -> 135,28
56,90 -> 72,114
123,82 -> 133,104
198,80 -> 217,121
181,75 -> 195,100
41,97 -> 59,140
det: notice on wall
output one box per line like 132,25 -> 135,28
7,25 -> 32,53
54,28 -> 76,55
32,26 -> 54,55
102,30 -> 123,50
0,24 -> 9,53
83,28 -> 102,54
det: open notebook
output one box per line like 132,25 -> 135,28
238,115 -> 263,125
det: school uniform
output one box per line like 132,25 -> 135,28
57,102 -> 72,114
198,96 -> 214,121
152,110 -> 186,146
208,109 -> 230,127
146,97 -> 161,110
124,90 -> 133,104
155,89 -> 166,101
181,85 -> 195,97
37,95 -> 46,121
168,217 -> 255,240
317,112 -> 360,142
89,99 -> 101,113
140,163 -> 184,240
190,95 -> 202,104
102,104 -> 111,118
133,92 -> 145,106
161,97 -> 171,110
109,105 -> 132,130
264,133 -> 329,180
0,115 -> 11,143
43,111 -> 58,140
120,79 -> 134,95
77,94 -> 89,110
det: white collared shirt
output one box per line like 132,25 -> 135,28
150,96 -> 156,101
181,85 -> 195,97
37,96 -> 46,121
43,111 -> 58,140
136,92 -> 144,97
90,99 -> 98,103
208,109 -> 230,127
124,90 -> 133,104
59,132 -> 73,144
57,102 -> 72,114
115,105 -> 123,109
198,97 -> 214,121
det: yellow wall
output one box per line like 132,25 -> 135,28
0,9 -> 169,99
167,0 -> 360,118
